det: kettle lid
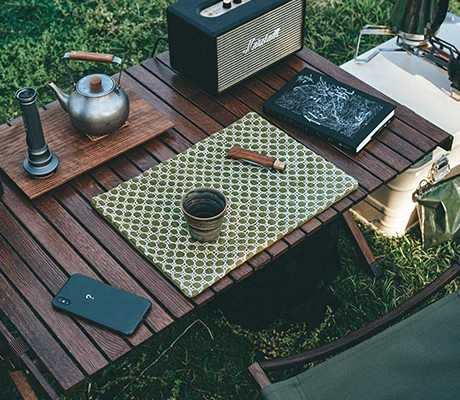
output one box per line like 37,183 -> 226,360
76,74 -> 115,97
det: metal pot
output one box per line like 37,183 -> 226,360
47,51 -> 129,136
390,0 -> 449,46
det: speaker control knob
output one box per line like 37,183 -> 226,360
223,0 -> 231,9
234,0 -> 242,3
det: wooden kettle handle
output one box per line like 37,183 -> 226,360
227,146 -> 286,171
68,51 -> 115,63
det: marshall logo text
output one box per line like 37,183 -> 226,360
243,28 -> 281,55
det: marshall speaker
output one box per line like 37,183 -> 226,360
167,0 -> 305,96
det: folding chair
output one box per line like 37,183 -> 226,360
249,259 -> 460,399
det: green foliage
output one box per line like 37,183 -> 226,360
0,0 -> 175,124
304,0 -> 395,64
2,1 -> 460,399
0,0 -> 395,125
1,0 -> 459,124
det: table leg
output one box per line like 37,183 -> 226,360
0,320 -> 59,400
341,210 -> 384,278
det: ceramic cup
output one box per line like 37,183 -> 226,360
180,187 -> 228,242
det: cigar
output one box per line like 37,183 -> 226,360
227,146 -> 286,171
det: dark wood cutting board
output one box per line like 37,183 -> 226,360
0,86 -> 174,199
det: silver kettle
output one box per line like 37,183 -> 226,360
47,51 -> 129,136
390,0 -> 449,45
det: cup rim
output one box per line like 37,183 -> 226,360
180,186 -> 228,221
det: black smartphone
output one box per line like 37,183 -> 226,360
52,274 -> 151,335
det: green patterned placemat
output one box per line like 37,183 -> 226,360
91,113 -> 358,297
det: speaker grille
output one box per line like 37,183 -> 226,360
216,0 -> 303,92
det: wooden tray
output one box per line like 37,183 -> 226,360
0,87 -> 174,199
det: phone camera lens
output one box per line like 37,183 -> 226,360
57,296 -> 71,306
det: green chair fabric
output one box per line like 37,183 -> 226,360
261,290 -> 460,400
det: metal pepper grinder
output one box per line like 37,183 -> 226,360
15,87 -> 59,178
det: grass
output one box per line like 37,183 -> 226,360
0,0 -> 398,125
1,0 -> 460,399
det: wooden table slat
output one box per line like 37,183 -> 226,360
34,190 -> 171,335
365,137 -> 413,173
283,229 -> 307,248
265,240 -> 290,259
142,138 -> 178,164
0,270 -> 85,391
246,251 -> 272,271
230,263 -> 254,282
125,66 -> 223,137
192,290 -> 215,306
332,196 -> 354,214
0,202 -> 132,361
89,164 -> 127,192
61,182 -> 194,318
211,276 -> 234,293
385,118 -> 441,154
316,207 -> 339,224
300,218 -> 323,236
141,57 -> 239,128
70,173 -> 197,318
346,187 -> 369,204
124,146 -> 160,172
122,74 -> 208,148
106,155 -> 144,182
1,180 -> 110,281
0,235 -> 109,377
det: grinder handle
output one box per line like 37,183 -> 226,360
228,146 -> 286,171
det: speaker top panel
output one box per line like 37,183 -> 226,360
167,0 -> 295,36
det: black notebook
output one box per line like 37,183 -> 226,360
263,68 -> 396,154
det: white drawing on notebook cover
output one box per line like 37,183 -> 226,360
275,73 -> 383,138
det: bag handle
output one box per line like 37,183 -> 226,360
428,154 -> 450,184
415,154 -> 451,197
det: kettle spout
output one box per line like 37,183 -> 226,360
46,81 -> 70,112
